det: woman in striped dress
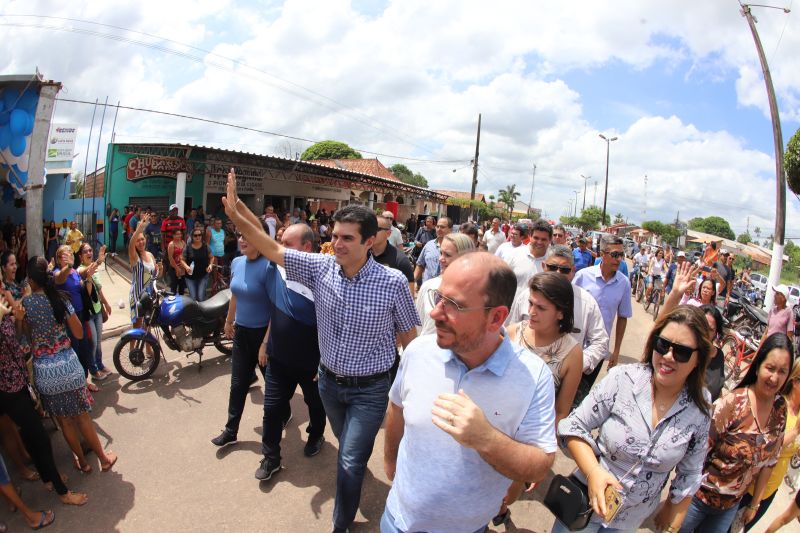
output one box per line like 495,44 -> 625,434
128,212 -> 160,326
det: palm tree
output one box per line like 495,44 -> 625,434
498,185 -> 520,219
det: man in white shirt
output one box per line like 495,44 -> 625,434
494,223 -> 528,262
507,244 -> 608,406
505,218 -> 552,298
382,210 -> 405,249
262,205 -> 281,238
482,217 -> 506,254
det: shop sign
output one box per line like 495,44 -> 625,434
46,124 -> 78,162
126,157 -> 194,181
205,163 -> 262,194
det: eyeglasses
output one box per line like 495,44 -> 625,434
604,251 -> 625,259
192,233 -> 202,237
378,227 -> 392,232
427,289 -> 493,315
544,263 -> 572,275
653,336 -> 696,363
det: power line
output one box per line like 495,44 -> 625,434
55,97 -> 469,164
0,15 -> 443,156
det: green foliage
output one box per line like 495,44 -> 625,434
497,185 -> 521,217
389,164 -> 429,188
71,171 -> 85,199
737,232 -> 752,244
300,141 -> 362,161
446,197 -> 504,221
641,220 -> 681,245
785,127 -> 800,194
754,226 -> 762,238
613,213 -> 625,224
560,207 -> 609,231
687,216 -> 735,240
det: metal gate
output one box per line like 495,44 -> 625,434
128,196 -> 170,216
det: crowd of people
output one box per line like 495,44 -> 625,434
1,181 -> 800,532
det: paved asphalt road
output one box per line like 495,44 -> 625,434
2,281 -> 796,532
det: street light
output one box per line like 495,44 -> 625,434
580,174 -> 591,210
573,190 -> 580,217
599,133 -> 618,229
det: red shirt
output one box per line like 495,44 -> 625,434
123,212 -> 135,234
161,217 -> 186,247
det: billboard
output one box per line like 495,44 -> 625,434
46,124 -> 77,162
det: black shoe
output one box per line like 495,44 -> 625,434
211,431 -> 237,447
304,435 -> 325,457
254,456 -> 281,481
282,412 -> 293,430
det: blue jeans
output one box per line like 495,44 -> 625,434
678,496 -> 739,533
317,370 -> 390,531
68,324 -> 92,378
185,275 -> 209,302
86,312 -> 106,374
380,506 -> 486,533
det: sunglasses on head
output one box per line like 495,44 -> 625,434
654,336 -> 696,363
544,263 -> 572,274
604,251 -> 624,259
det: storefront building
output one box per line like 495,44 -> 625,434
102,143 -> 446,244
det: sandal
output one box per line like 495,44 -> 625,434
101,451 -> 118,472
72,458 -> 92,474
86,383 -> 100,392
21,470 -> 40,482
491,508 -> 511,527
30,510 -> 55,530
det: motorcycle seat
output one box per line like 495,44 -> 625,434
196,289 -> 231,319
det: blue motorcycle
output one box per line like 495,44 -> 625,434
112,287 -> 233,381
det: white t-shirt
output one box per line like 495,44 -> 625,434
482,228 -> 507,254
494,241 -> 523,262
263,216 -> 277,238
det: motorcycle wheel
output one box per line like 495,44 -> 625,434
113,336 -> 161,381
213,327 -> 233,356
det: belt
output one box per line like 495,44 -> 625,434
319,363 -> 391,387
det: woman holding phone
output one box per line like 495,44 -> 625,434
554,305 -> 712,533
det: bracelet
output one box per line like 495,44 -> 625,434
748,504 -> 759,510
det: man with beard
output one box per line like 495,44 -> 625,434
382,253 -> 556,532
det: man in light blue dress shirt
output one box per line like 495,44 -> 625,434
383,253 -> 557,533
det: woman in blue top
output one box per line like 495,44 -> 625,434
210,229 -> 271,448
53,244 -> 96,390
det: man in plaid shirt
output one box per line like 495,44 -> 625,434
223,170 -> 419,533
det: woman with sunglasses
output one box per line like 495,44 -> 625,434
679,332 -> 793,532
210,230 -> 271,448
416,233 -> 475,335
76,243 -> 112,382
555,305 -> 712,533
183,229 -> 214,301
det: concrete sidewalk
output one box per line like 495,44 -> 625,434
96,257 -> 134,340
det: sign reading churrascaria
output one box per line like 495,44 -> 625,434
126,157 -> 194,181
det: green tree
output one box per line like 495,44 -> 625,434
388,164 -> 429,188
71,171 -> 85,199
561,207 -> 609,231
641,220 -> 681,245
754,226 -> 762,239
785,127 -> 800,194
613,212 -> 625,224
300,140 -> 362,160
737,232 -> 752,244
498,185 -> 521,218
687,216 -> 735,240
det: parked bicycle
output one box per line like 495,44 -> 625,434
208,262 -> 230,297
720,325 -> 759,391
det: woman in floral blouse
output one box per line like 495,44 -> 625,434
555,305 -> 712,533
679,332 -> 793,532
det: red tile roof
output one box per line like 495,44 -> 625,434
311,158 -> 400,182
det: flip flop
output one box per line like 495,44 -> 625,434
101,453 -> 118,472
31,510 -> 54,530
21,471 -> 40,481
86,383 -> 100,392
72,459 -> 92,474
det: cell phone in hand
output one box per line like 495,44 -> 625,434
604,486 -> 624,523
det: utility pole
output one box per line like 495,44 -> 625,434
741,2 -> 790,309
643,174 -> 648,220
746,216 -> 750,234
528,163 -> 536,217
580,174 -> 590,211
469,113 -> 481,221
593,181 -> 597,206
573,190 -> 579,217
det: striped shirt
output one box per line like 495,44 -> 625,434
284,249 -> 419,376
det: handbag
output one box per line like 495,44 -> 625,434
544,473 -> 592,531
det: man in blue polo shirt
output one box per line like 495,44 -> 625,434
254,223 -> 327,481
383,253 -> 556,533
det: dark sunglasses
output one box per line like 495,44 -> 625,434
604,251 -> 625,259
192,233 -> 203,237
654,336 -> 696,363
544,263 -> 572,275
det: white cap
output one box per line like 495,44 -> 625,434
169,203 -> 179,211
720,248 -> 729,255
676,251 -> 686,258
774,284 -> 789,299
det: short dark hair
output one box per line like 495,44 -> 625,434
531,218 -> 553,238
438,217 -> 453,229
460,223 -> 479,239
332,205 -> 378,242
483,259 -> 517,309
554,223 -> 566,234
643,305 -> 712,416
737,333 -> 795,390
513,223 -> 529,237
600,234 -> 623,251
528,272 -> 574,334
